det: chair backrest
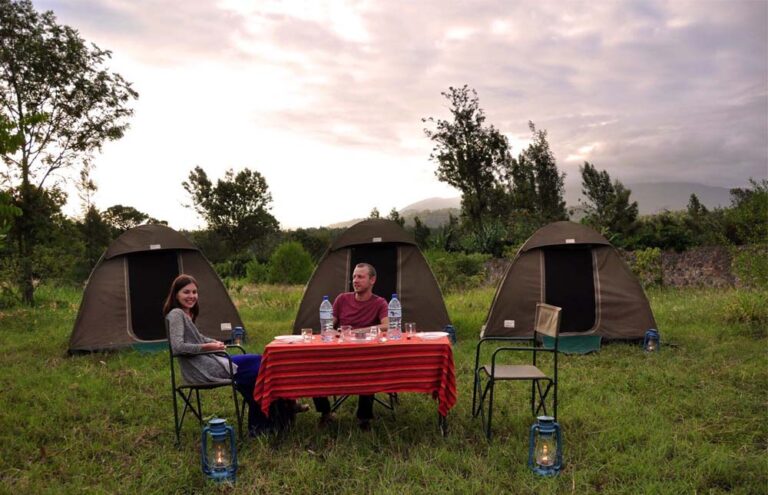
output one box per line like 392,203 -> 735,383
535,303 -> 562,338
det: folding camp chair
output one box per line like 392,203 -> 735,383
472,303 -> 562,441
167,323 -> 246,447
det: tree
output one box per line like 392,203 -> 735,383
724,178 -> 768,244
77,205 -> 110,278
183,166 -> 279,254
0,116 -> 20,247
0,189 -> 20,248
423,85 -> 512,235
579,161 -> 638,242
1,0 -> 138,303
686,193 -> 707,218
412,215 -> 430,248
267,241 -> 314,284
387,207 -> 405,227
514,122 -> 568,223
368,207 -> 380,219
102,204 -> 163,236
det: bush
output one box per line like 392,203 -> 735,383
720,289 -> 768,326
245,258 -> 270,284
629,247 -> 663,288
730,244 -> 768,289
424,249 -> 490,292
268,241 -> 314,284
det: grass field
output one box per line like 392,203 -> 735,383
0,284 -> 766,494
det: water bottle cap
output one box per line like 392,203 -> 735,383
322,295 -> 329,301
391,293 -> 398,298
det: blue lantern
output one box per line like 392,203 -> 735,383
201,418 -> 237,483
528,416 -> 563,476
643,328 -> 660,352
232,326 -> 246,346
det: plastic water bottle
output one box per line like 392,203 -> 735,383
319,295 -> 334,332
388,293 -> 402,340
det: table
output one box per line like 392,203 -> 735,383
252,335 -> 457,422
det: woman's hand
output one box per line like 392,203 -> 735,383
202,341 -> 226,352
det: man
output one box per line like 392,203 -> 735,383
314,262 -> 389,431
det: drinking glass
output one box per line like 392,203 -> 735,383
369,326 -> 379,341
339,325 -> 352,342
301,328 -> 313,343
405,322 -> 416,339
322,327 -> 336,343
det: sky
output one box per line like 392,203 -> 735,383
34,0 -> 768,230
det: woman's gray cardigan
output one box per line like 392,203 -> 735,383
167,308 -> 237,385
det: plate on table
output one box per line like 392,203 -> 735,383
273,335 -> 303,343
416,331 -> 449,340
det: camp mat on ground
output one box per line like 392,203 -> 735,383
543,334 -> 602,354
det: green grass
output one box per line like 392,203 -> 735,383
0,285 -> 766,494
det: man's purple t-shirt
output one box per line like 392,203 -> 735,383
332,292 -> 388,328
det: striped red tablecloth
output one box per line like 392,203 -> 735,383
253,336 -> 457,417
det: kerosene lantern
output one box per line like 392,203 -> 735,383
528,415 -> 563,476
201,417 -> 237,483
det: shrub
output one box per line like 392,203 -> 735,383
730,244 -> 768,289
245,259 -> 270,284
424,249 -> 490,292
268,241 -> 314,284
629,247 -> 663,288
720,289 -> 768,326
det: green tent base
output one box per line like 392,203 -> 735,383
543,334 -> 601,354
131,342 -> 168,353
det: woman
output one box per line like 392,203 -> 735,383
163,274 -> 299,436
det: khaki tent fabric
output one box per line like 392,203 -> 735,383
482,221 -> 656,340
293,219 -> 450,333
69,224 -> 243,352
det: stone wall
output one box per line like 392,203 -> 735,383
483,245 -> 764,289
658,246 -> 736,288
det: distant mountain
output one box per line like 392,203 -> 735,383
328,218 -> 365,229
401,197 -> 461,213
620,182 -> 731,214
400,183 -> 732,218
327,183 -> 734,228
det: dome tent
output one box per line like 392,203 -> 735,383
482,221 -> 656,340
293,218 -> 451,333
69,224 -> 243,352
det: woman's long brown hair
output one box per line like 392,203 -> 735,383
163,274 -> 200,321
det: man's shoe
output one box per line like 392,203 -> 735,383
318,412 -> 337,428
358,419 -> 372,432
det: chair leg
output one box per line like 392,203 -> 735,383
373,394 -> 395,411
194,389 -> 203,425
553,382 -> 558,421
530,381 -> 536,415
533,380 -> 553,417
486,379 -> 495,441
472,369 -> 479,417
171,390 -> 181,448
231,384 -> 244,439
331,395 -> 349,412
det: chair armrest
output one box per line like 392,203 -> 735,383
474,336 -> 535,375
226,344 -> 246,354
489,345 -> 555,372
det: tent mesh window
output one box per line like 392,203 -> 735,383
544,246 -> 596,332
350,244 -> 398,300
128,250 -> 179,340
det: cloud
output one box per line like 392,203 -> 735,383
36,0 -> 768,227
